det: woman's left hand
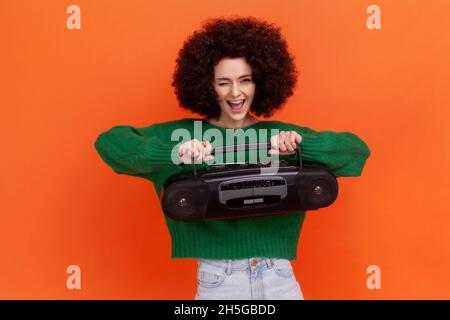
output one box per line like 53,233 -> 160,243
269,131 -> 302,155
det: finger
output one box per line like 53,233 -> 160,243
195,140 -> 203,155
284,132 -> 294,152
270,134 -> 279,150
203,141 -> 212,155
193,142 -> 203,163
181,152 -> 192,164
202,141 -> 211,159
279,131 -> 287,152
288,131 -> 297,149
188,141 -> 196,159
192,148 -> 199,158
198,140 -> 209,162
285,143 -> 294,152
294,132 -> 302,144
200,140 -> 207,156
187,149 -> 197,162
178,145 -> 185,157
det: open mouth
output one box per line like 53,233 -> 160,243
227,99 -> 245,113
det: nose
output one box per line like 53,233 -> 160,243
231,81 -> 241,97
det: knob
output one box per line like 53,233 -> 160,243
313,185 -> 323,195
178,197 -> 188,207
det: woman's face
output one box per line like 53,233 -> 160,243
213,57 -> 256,123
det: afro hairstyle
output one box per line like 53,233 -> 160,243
171,16 -> 298,120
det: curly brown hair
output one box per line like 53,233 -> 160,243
171,16 -> 298,120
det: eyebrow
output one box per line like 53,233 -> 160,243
215,74 -> 252,81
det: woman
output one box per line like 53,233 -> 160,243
95,16 -> 371,300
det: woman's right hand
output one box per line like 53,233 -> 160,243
178,139 -> 214,164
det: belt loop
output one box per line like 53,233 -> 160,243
267,258 -> 274,269
226,260 -> 232,275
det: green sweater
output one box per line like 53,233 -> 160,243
94,118 -> 370,260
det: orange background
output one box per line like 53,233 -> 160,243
1,0 -> 449,299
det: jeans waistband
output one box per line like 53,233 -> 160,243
198,257 -> 289,275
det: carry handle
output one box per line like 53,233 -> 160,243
190,142 -> 302,177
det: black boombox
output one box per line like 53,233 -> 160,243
160,142 -> 338,222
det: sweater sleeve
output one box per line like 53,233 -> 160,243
283,123 -> 371,177
94,124 -> 181,176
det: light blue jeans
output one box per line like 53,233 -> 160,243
194,257 -> 304,300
